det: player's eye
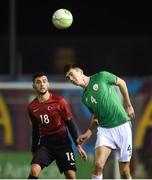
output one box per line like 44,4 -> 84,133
66,76 -> 70,80
35,80 -> 41,84
42,80 -> 47,83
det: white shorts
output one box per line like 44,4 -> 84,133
95,121 -> 132,162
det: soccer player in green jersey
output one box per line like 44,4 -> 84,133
64,64 -> 135,179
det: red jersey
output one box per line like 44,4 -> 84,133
27,93 -> 73,140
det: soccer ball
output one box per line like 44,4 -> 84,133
52,9 -> 73,29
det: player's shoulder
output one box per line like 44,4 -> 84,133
52,93 -> 70,109
98,70 -> 114,77
99,70 -> 109,75
27,98 -> 38,109
92,71 -> 108,78
52,93 -> 66,103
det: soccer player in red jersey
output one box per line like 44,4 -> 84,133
27,72 -> 87,179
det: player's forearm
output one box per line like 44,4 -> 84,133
66,120 -> 78,145
116,77 -> 132,107
88,114 -> 98,133
120,84 -> 132,107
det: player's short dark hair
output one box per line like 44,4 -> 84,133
32,72 -> 47,82
63,64 -> 80,75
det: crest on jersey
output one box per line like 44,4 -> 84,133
93,84 -> 98,91
47,106 -> 52,111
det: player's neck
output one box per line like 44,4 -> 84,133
37,91 -> 50,103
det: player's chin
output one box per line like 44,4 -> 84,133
39,90 -> 47,95
72,81 -> 80,86
72,81 -> 78,86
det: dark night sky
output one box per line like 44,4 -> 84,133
1,1 -> 152,36
0,1 -> 152,77
17,2 -> 152,36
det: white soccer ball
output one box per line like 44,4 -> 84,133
52,9 -> 73,29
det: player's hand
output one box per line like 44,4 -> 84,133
125,105 -> 135,119
77,145 -> 88,160
77,129 -> 92,145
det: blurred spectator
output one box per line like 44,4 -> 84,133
53,48 -> 76,74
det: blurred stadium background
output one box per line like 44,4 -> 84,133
0,0 -> 152,179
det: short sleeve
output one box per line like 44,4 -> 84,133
60,98 -> 73,121
99,71 -> 116,84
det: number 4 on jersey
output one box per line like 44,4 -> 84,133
91,96 -> 97,104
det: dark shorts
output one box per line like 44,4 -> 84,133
31,145 -> 76,174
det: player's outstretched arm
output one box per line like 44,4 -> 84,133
116,77 -> 135,119
77,114 -> 98,145
66,120 -> 79,145
66,120 -> 88,160
77,129 -> 92,145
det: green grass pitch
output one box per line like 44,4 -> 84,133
0,152 -> 94,179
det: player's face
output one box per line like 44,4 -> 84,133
66,68 -> 83,86
33,76 -> 49,94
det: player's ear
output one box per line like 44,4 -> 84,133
76,67 -> 83,74
32,83 -> 35,89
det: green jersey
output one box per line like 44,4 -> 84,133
81,71 -> 130,128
